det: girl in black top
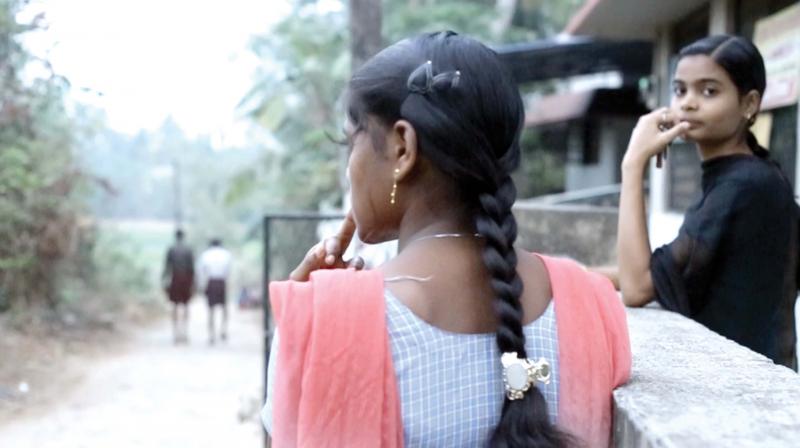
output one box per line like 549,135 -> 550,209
617,35 -> 799,370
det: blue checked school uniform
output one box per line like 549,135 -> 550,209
263,289 -> 560,447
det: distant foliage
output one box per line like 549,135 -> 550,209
237,5 -> 349,210
238,0 -> 583,212
0,0 -> 88,310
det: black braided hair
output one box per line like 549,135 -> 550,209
347,31 -> 571,447
678,35 -> 769,158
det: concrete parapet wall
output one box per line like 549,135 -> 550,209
614,306 -> 800,447
513,202 -> 618,266
513,202 -> 800,447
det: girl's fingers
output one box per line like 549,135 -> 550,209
324,212 -> 358,266
324,245 -> 337,266
290,243 -> 324,281
289,212 -> 362,281
657,121 -> 690,145
335,212 -> 357,254
347,256 -> 365,270
639,108 -> 687,150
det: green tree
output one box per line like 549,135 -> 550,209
235,0 -> 583,212
236,4 -> 349,210
0,0 -> 87,310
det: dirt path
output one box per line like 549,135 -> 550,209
0,300 -> 266,448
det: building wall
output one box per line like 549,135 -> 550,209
565,116 -> 633,191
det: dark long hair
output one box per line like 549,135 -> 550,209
678,34 -> 768,158
347,31 -> 570,447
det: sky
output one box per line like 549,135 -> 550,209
18,0 -> 294,146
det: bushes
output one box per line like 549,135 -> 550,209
0,0 -> 86,311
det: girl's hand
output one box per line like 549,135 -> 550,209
622,108 -> 690,173
289,211 -> 365,281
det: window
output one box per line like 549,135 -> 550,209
768,105 -> 798,188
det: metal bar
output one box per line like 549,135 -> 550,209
262,215 -> 271,448
260,211 -> 347,447
262,211 -> 345,221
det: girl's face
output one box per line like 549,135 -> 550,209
671,55 -> 752,145
344,117 -> 397,244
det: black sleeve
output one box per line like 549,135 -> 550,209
651,181 -> 749,315
651,245 -> 691,314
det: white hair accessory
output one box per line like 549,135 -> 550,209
500,352 -> 551,400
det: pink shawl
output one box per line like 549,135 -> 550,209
270,256 -> 630,447
269,269 -> 402,447
540,255 -> 631,447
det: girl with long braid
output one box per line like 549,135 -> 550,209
263,31 -> 630,447
617,35 -> 799,370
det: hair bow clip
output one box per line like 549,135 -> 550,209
501,352 -> 551,400
407,60 -> 434,94
407,60 -> 462,95
432,69 -> 460,90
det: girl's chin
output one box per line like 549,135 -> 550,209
358,228 -> 394,245
681,128 -> 707,142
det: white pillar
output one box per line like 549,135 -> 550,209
650,26 -> 672,217
647,25 -> 686,248
795,101 -> 800,199
709,0 -> 735,34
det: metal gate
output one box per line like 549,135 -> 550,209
260,211 -> 345,445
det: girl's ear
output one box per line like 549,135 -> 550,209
387,119 -> 418,180
742,89 -> 761,123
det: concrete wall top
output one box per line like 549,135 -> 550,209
614,305 -> 800,447
513,202 -> 619,266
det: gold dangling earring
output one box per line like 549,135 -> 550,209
390,168 -> 399,205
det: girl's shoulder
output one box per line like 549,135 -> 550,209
704,157 -> 791,207
721,156 -> 787,187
